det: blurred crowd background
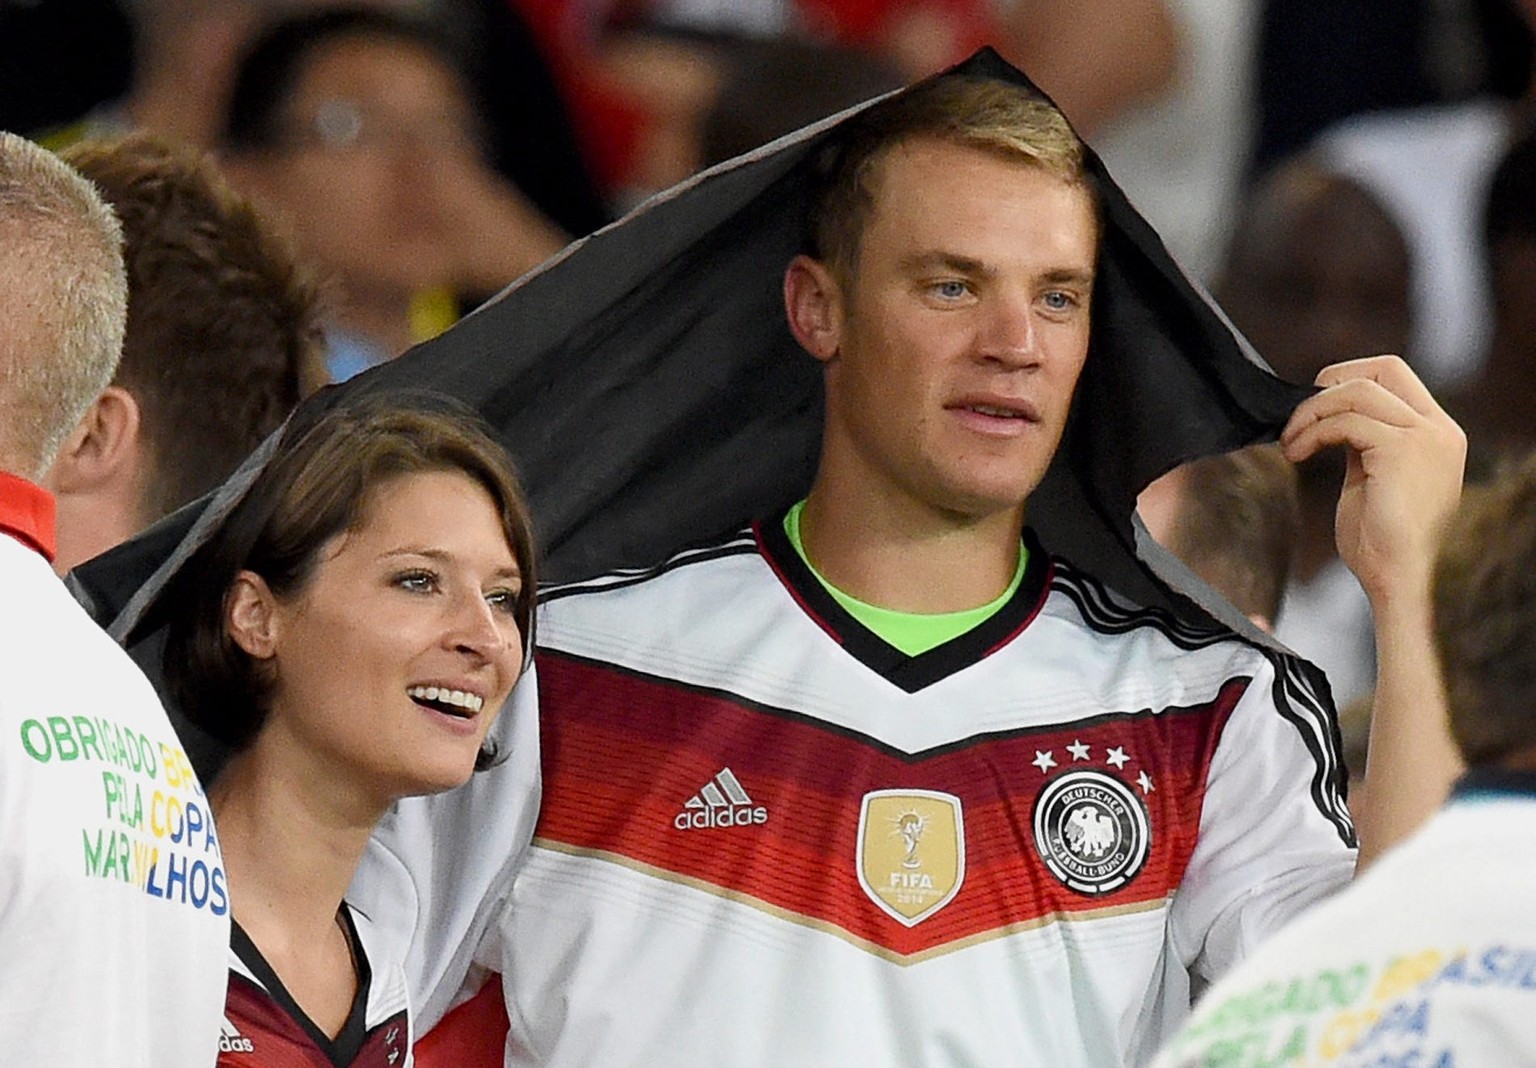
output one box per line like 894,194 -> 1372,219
4,0 -> 1535,774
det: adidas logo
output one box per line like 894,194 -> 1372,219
219,1018 -> 255,1055
673,767 -> 769,830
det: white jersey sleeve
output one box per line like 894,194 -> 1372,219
348,665 -> 542,1031
1172,650 -> 1356,983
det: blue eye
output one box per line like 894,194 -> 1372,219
1042,291 -> 1076,312
933,280 -> 969,300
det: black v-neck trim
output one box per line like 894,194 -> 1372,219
754,506 -> 1053,693
231,905 -> 374,1067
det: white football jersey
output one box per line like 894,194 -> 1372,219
478,518 -> 1356,1067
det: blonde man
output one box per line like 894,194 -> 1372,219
0,132 -> 228,1067
366,74 -> 1463,1066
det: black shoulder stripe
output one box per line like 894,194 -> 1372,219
1264,648 -> 1356,847
1050,559 -> 1232,651
1055,559 -> 1353,844
539,531 -> 757,604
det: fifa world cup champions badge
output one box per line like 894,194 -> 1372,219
857,789 -> 965,926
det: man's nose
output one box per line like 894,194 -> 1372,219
976,295 -> 1040,366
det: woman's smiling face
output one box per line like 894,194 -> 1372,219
228,468 -> 525,801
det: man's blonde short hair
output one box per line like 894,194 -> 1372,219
0,132 -> 126,477
805,75 -> 1092,288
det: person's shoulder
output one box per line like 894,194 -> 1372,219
1156,807 -> 1531,1067
0,537 -> 152,679
534,522 -> 795,673
0,535 -> 75,617
1044,550 -> 1254,656
539,524 -> 762,610
1040,551 -> 1320,743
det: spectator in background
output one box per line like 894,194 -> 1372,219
26,0 -> 610,247
1314,0 -> 1536,389
1152,452 -> 1536,1068
1086,0 -> 1258,282
0,130 -> 228,1068
698,38 -> 905,168
1136,444 -> 1299,631
1215,154 -> 1415,712
546,0 -> 1178,204
220,6 -> 568,380
43,133 -> 327,575
1446,123 -> 1536,468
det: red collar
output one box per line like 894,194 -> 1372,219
0,471 -> 57,563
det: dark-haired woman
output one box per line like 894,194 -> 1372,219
165,400 -> 536,1066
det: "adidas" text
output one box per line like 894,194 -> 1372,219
674,805 -> 768,830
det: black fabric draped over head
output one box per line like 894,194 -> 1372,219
72,47 -> 1310,696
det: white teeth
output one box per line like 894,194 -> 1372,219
970,404 -> 1019,418
407,686 -> 485,714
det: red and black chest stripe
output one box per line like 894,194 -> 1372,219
535,650 -> 1243,960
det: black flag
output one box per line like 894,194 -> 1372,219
72,47 -> 1309,703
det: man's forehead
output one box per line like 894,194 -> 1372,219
859,140 -> 1099,253
863,134 -> 995,188
865,135 -> 1093,214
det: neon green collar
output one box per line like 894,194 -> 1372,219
784,501 -> 1027,657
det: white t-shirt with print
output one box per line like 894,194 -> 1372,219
0,533 -> 230,1066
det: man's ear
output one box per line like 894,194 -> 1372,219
46,386 -> 142,495
784,255 -> 844,364
225,571 -> 282,660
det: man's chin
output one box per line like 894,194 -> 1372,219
928,484 -> 1036,526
